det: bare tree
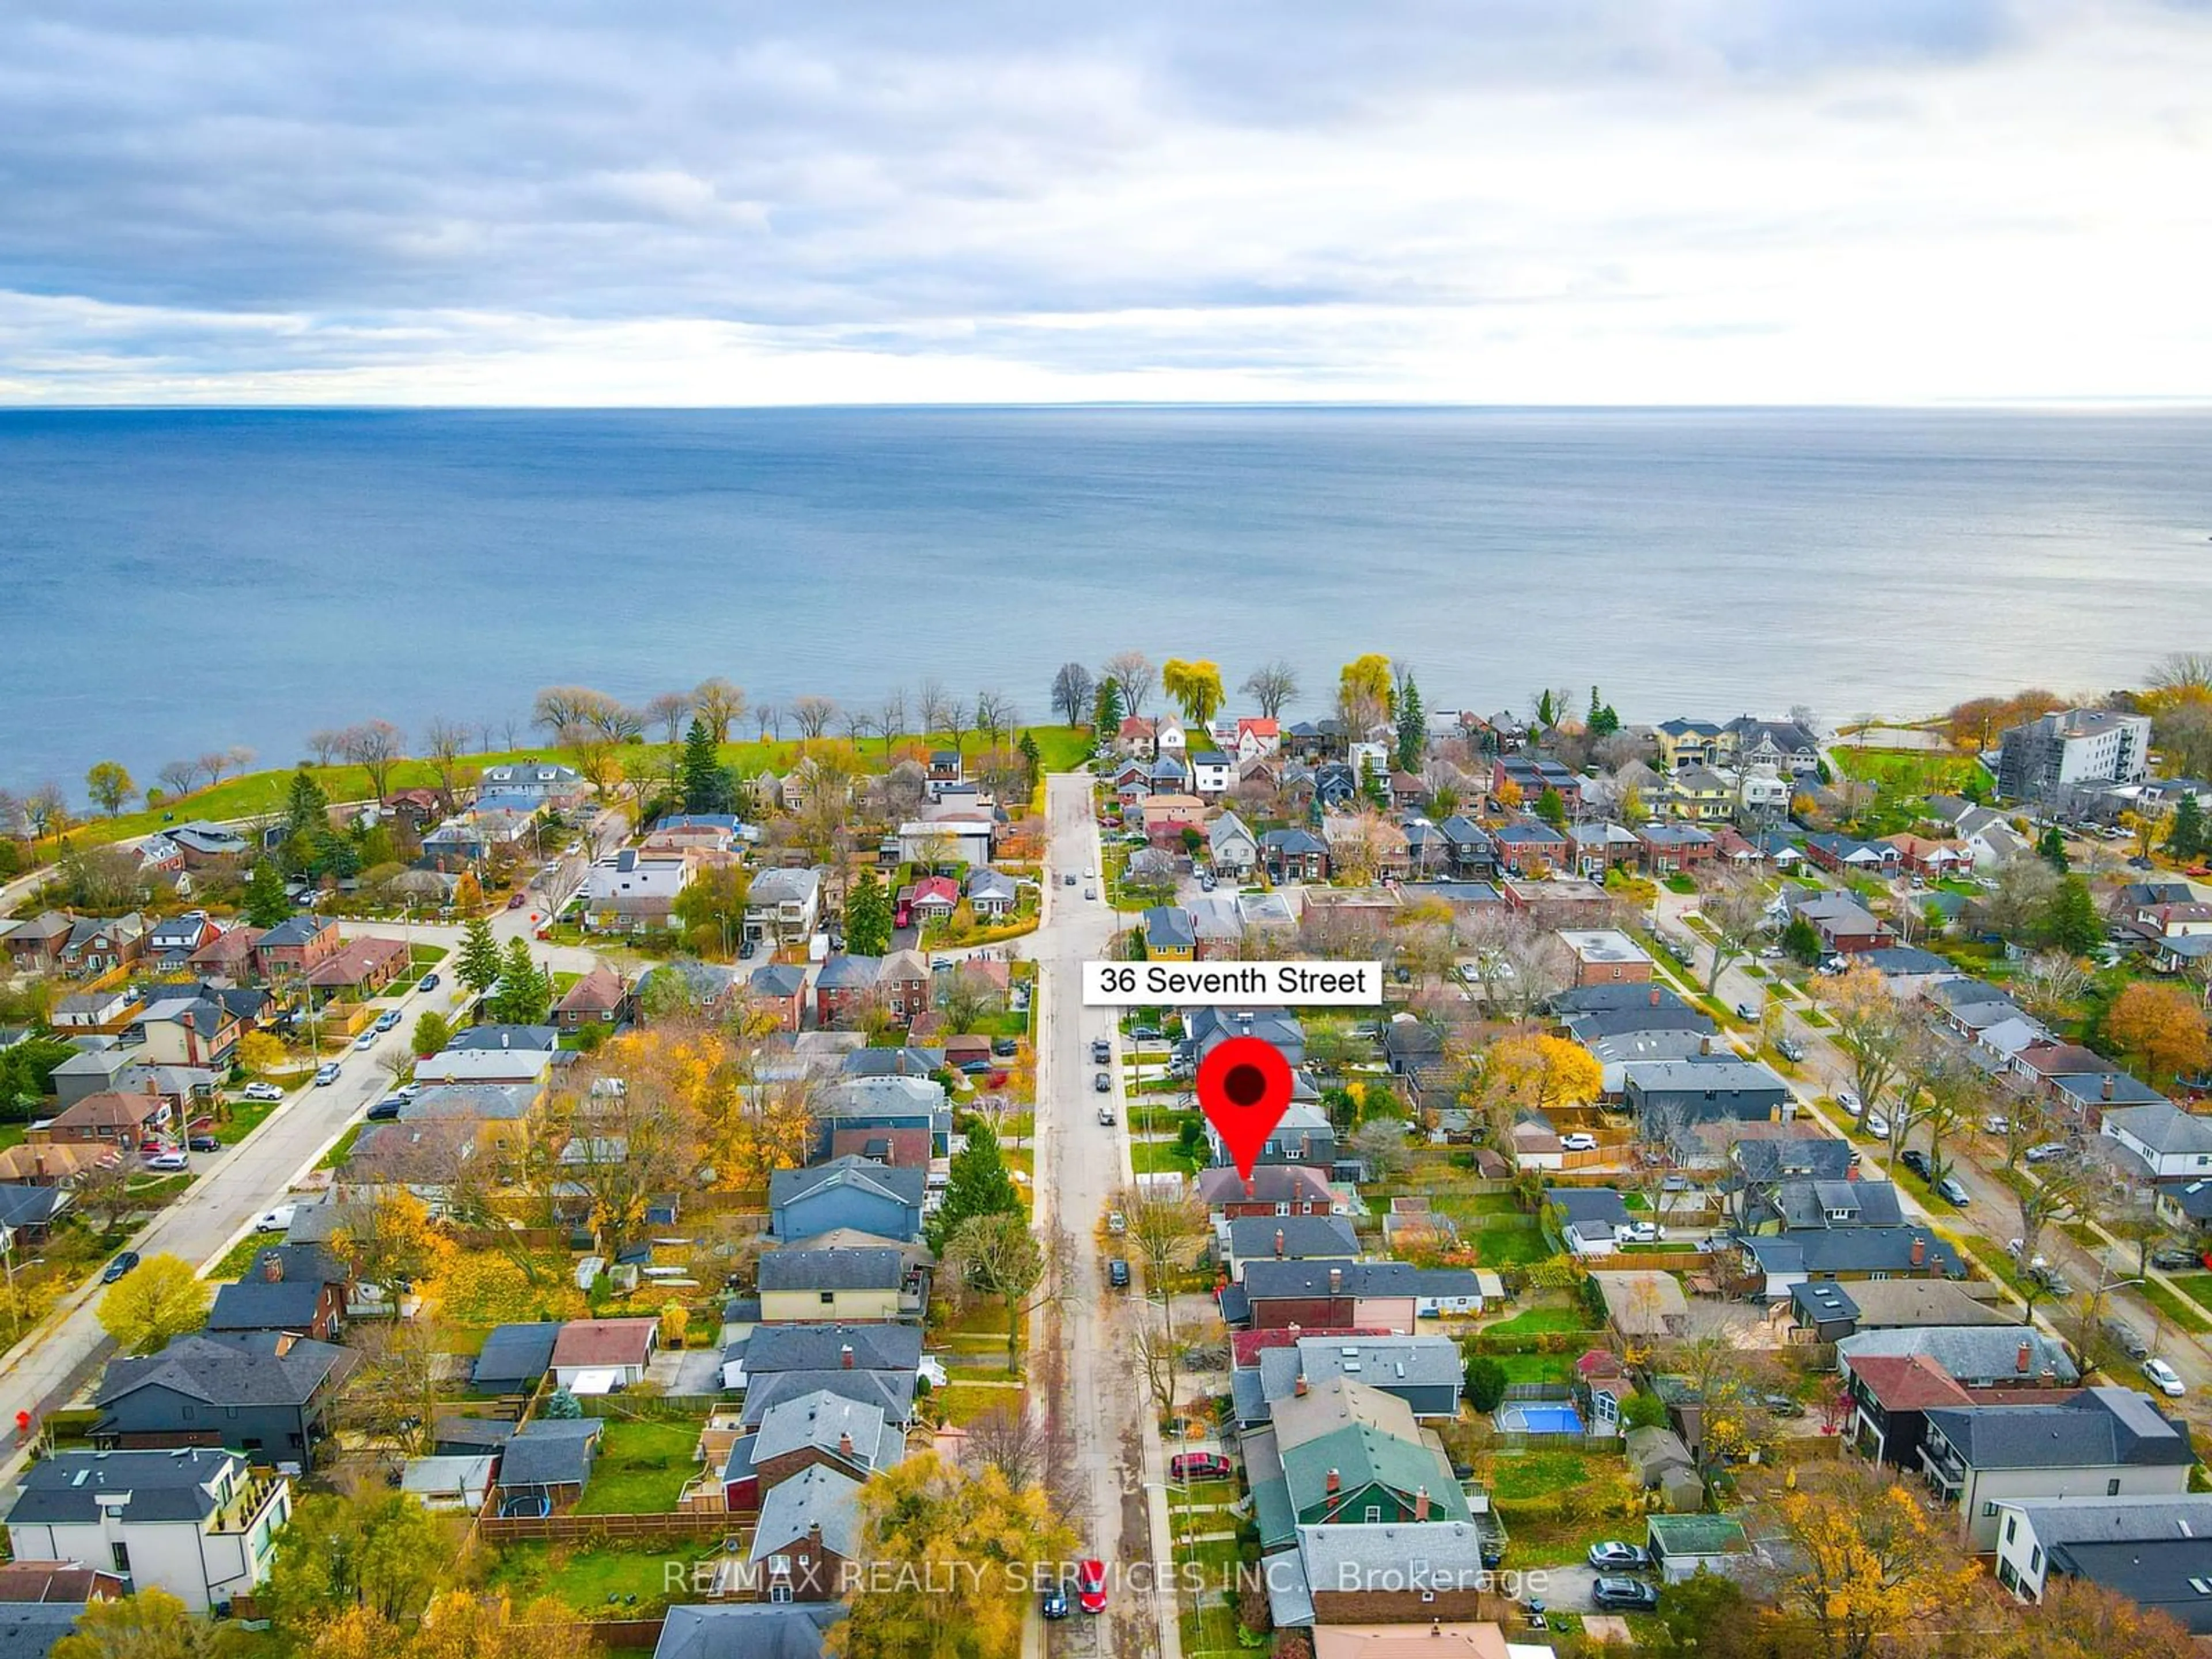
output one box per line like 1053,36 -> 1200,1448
1051,662 -> 1094,727
156,760 -> 199,800
974,690 -> 1015,750
917,678 -> 951,740
0,790 -> 22,838
342,719 -> 407,801
198,750 -> 236,786
532,685 -> 600,743
2014,951 -> 2093,1024
2016,1158 -> 2089,1319
582,696 -> 642,744
753,702 -> 779,742
418,718 -> 471,807
840,707 -> 876,748
790,696 -> 838,742
877,687 -> 908,754
336,1318 -> 446,1459
644,691 -> 694,749
226,745 -> 256,776
692,677 -> 747,743
1823,966 -> 1911,1123
306,729 -> 347,767
941,698 -> 973,760
1700,877 -> 1769,993
1103,651 -> 1156,722
961,1403 -> 1049,1491
1241,658 -> 1298,721
20,783 -> 67,839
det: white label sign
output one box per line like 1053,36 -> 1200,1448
1082,960 -> 1384,1006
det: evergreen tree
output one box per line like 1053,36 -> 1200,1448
1781,913 -> 1823,965
456,917 -> 502,995
1393,677 -> 1426,774
489,935 -> 552,1024
680,717 -> 733,814
243,858 -> 293,928
1017,729 -> 1041,785
929,1120 -> 1021,1250
2037,825 -> 2071,871
2168,794 -> 2206,861
846,868 -> 892,957
1588,686 -> 1620,738
2039,874 -> 2103,955
1093,677 -> 1123,734
1535,786 -> 1567,828
1359,753 -> 1389,810
285,768 -> 331,843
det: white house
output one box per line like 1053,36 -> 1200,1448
895,822 -> 994,868
745,867 -> 824,946
1993,1493 -> 2212,1608
2101,1103 -> 2212,1181
1920,1388 -> 2195,1551
1189,751 -> 1234,797
582,850 -> 694,933
3,1449 -> 290,1613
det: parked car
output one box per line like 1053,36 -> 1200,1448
1982,1113 -> 2010,1134
1107,1259 -> 1131,1289
1591,1578 -> 1659,1612
1776,1037 -> 1806,1062
2025,1141 -> 2071,1164
1097,1105 -> 1116,1126
242,1081 -> 285,1103
1075,1558 -> 1107,1615
144,1150 -> 190,1172
1560,1132 -> 1599,1153
314,1062 -> 342,1086
1063,873 -> 1078,887
418,972 -> 440,992
1864,1111 -> 1891,1139
1130,1026 -> 1161,1040
1615,1221 -> 1659,1245
2152,1246 -> 2204,1271
991,1037 -> 1019,1057
256,1204 -> 298,1233
1900,1149 -> 1931,1179
366,1099 -> 404,1122
1106,1210 -> 1127,1234
1084,887 -> 1097,900
101,1252 -> 141,1284
2029,1263 -> 2074,1297
1762,1392 -> 1808,1418
2144,1357 -> 2187,1397
188,1135 -> 221,1153
1937,1175 -> 1971,1207
2105,1320 -> 2152,1359
1835,1090 -> 1862,1113
1585,1542 -> 1651,1572
1091,1039 -> 1112,1064
1735,1002 -> 1757,1021
1041,1584 -> 1071,1620
1170,1453 -> 1233,1481
375,1009 -> 402,1032
352,1032 -> 377,1052
1094,1071 -> 1112,1093
506,892 -> 527,909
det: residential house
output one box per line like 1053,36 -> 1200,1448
893,876 -> 959,929
59,915 -> 145,978
1493,754 -> 1581,810
1225,1217 -> 1360,1280
1205,1100 -> 1335,1172
478,760 -> 588,804
92,1332 -> 354,1463
1281,1522 -> 1494,1628
1490,817 -> 1568,876
550,1318 -> 659,1388
581,850 -> 692,933
469,1323 -> 562,1394
52,990 -> 136,1031
770,1158 -> 926,1245
1790,891 -> 1895,955
1321,814 -> 1411,881
1665,767 -> 1734,824
1233,1338 -> 1465,1428
1260,829 -> 1330,884
495,1418 -> 603,1510
965,868 -> 1018,920
188,925 -> 262,978
1919,1387 -> 2193,1550
1558,929 -> 1653,988
1546,1187 -> 1637,1256
747,1464 -> 861,1601
145,913 -> 221,972
2100,1103 -> 2212,1180
745,964 -> 810,1033
1187,893 -> 1244,960
1841,1327 -> 2078,1465
1143,906 -> 1197,960
303,935 -> 412,1002
1431,815 -> 1497,878
653,1604 -> 843,1659
1208,810 -> 1259,877
1786,1279 -> 2015,1342
1623,1056 -> 1791,1128
2,1448 -> 290,1612
1991,1494 -> 2212,1629
1655,719 -> 1724,772
553,964 -> 628,1031
251,915 -> 343,982
746,868 -> 825,946
1885,834 -> 1973,878
1190,751 -> 1234,797
31,1088 -> 168,1149
130,997 -> 240,1070
1247,1391 -> 1471,1551
1196,1165 -> 1335,1219
1589,1270 -> 1690,1339
2,913 -> 73,975
757,1248 -> 915,1323
1637,823 -> 1717,874
205,1255 -> 344,1342
813,1076 -> 950,1162
1567,821 -> 1641,878
1139,793 -> 1207,846
1233,1262 -> 1426,1335
813,956 -> 881,1028
411,1046 -> 554,1090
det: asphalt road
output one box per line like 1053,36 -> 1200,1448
1026,774 -> 1179,1659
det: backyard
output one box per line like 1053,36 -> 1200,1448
573,1416 -> 709,1515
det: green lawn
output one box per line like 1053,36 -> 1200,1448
572,1418 -> 707,1515
212,1094 -> 285,1146
1498,1353 -> 1572,1387
2141,1278 -> 2212,1335
485,1542 -> 693,1614
206,1233 -> 270,1281
1471,1224 -> 1553,1268
317,1124 -> 364,1171
1489,1447 -> 1605,1500
1829,745 -> 1976,797
410,944 -> 448,967
1131,1139 -> 1200,1176
1482,1304 -> 1587,1338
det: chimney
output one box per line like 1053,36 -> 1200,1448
1649,986 -> 1661,1007
1288,1322 -> 1301,1337
502,1032 -> 511,1049
2017,1339 -> 2032,1374
838,1431 -> 854,1457
1243,1176 -> 1255,1201
2103,1074 -> 2116,1102
808,1521 -> 823,1548
1910,1236 -> 1926,1268
1414,1486 -> 1430,1521
261,1253 -> 283,1283
1325,1467 -> 1340,1495
1294,1376 -> 1309,1397
1275,1229 -> 1286,1259
1328,1267 -> 1343,1295
840,1343 -> 854,1370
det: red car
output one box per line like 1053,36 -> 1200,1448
507,892 -> 528,909
1075,1559 -> 1107,1615
1169,1452 -> 1232,1482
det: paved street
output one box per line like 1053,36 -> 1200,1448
1026,774 -> 1179,1659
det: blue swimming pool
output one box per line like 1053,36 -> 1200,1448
1495,1403 -> 1585,1435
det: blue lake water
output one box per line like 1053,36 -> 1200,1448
3,406 -> 2210,791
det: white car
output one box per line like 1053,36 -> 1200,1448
1615,1221 -> 1660,1245
1560,1132 -> 1600,1153
1865,1112 -> 1891,1139
256,1203 -> 298,1234
241,1082 -> 285,1103
352,1031 -> 377,1052
2143,1357 -> 2187,1397
143,1150 -> 190,1172
1835,1090 -> 1862,1113
313,1062 -> 342,1086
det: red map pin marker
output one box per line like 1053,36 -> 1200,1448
1196,1036 -> 1294,1183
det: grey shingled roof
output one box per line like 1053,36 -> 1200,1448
1924,1387 -> 2193,1471
1227,1215 -> 1359,1262
738,1370 -> 915,1430
749,1464 -> 862,1562
738,1324 -> 923,1375
1839,1325 -> 2080,1384
750,1389 -> 900,1470
204,1277 -> 327,1334
0,1605 -> 81,1659
653,1605 -> 843,1659
472,1323 -> 562,1387
757,1248 -> 907,1293
2003,1493 -> 2212,1548
97,1333 -> 351,1410
770,1157 -> 927,1211
6,1449 -> 242,1525
1241,1260 -> 1422,1301
499,1418 -> 602,1488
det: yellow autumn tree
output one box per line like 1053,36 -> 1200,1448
597,1021 -> 815,1192
1767,1465 -> 1980,1659
329,1190 -> 457,1292
236,1031 -> 290,1076
1469,1033 -> 1603,1124
2106,980 -> 2211,1086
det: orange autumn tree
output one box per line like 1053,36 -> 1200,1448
592,1021 -> 816,1194
2106,980 -> 2211,1086
1766,1464 -> 1980,1659
1466,1032 -> 1602,1138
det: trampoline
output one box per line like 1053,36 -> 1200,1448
1494,1403 -> 1585,1435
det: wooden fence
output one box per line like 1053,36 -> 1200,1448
546,1618 -> 667,1651
479,1509 -> 755,1546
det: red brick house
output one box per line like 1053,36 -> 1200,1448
189,925 -> 263,976
304,935 -> 412,1001
252,915 -> 345,982
554,964 -> 628,1031
1196,1165 -> 1335,1219
31,1088 -> 170,1147
744,964 -> 809,1033
814,956 -> 882,1028
877,950 -> 931,1024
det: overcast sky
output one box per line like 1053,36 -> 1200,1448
3,1 -> 2210,404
